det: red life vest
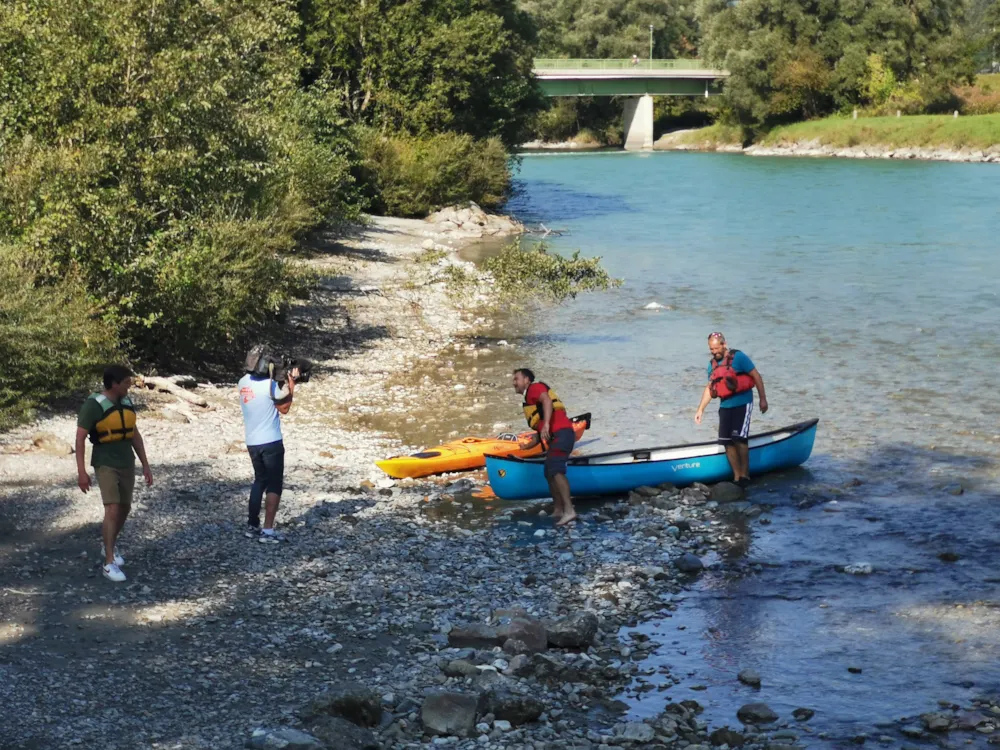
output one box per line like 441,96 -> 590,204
709,350 -> 755,400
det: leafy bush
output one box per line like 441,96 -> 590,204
482,241 -> 621,305
0,247 -> 118,430
0,0 -> 356,368
357,130 -> 511,217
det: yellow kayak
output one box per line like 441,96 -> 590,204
376,413 -> 591,479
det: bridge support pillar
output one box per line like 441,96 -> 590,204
623,95 -> 654,151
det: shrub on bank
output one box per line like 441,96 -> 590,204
357,130 -> 511,217
0,248 -> 118,430
482,240 -> 621,305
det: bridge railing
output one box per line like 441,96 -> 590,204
533,58 -> 709,70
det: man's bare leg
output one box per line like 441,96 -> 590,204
737,442 -> 750,481
551,474 -> 577,526
115,504 -> 130,536
724,443 -> 742,481
103,505 -> 122,564
263,492 -> 280,530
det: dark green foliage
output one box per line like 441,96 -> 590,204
523,0 -> 701,58
0,0 -> 358,371
357,130 -> 512,217
0,247 -> 117,430
300,0 -> 545,146
698,0 -> 977,134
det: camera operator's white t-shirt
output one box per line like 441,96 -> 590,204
238,374 -> 286,446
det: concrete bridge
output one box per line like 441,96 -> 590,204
532,59 -> 729,150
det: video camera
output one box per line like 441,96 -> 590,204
245,345 -> 313,385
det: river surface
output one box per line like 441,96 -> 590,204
500,152 -> 1000,745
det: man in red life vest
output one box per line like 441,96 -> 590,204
513,368 -> 577,526
694,332 -> 768,487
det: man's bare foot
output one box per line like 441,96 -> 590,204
555,512 -> 577,527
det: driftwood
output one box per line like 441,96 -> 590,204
141,375 -> 208,408
524,223 -> 566,237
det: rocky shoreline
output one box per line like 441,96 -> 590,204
654,129 -> 1000,163
2,208 -> 996,750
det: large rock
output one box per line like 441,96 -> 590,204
480,690 -> 544,726
634,485 -> 662,498
737,702 -> 778,724
421,691 -> 480,738
448,623 -> 501,648
710,727 -> 746,747
544,612 -> 599,648
675,553 -> 705,574
307,717 -> 379,750
301,683 -> 381,727
31,432 -> 73,456
617,722 -> 656,743
710,482 -> 745,502
496,617 -> 547,653
249,728 -> 325,750
921,712 -> 952,732
526,652 -> 583,684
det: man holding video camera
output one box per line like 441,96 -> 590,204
238,345 -> 301,543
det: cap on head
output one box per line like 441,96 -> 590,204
245,344 -> 272,377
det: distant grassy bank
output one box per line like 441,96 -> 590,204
761,113 -> 1000,150
655,113 -> 1000,153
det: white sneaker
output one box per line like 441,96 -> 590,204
258,529 -> 281,544
102,563 -> 127,582
101,544 -> 125,566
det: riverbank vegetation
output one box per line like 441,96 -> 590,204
762,113 -> 1000,150
523,0 -> 1000,144
0,0 -> 547,426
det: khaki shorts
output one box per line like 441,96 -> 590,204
95,466 -> 135,507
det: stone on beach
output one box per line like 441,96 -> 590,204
710,482 -> 745,502
737,703 -> 779,724
421,691 -> 480,738
544,612 -> 599,648
675,553 -> 705,574
300,683 -> 381,727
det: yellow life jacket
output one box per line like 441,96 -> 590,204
89,394 -> 136,445
522,382 -> 566,430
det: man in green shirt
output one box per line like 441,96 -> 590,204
76,365 -> 153,582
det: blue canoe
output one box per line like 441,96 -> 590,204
485,419 -> 819,501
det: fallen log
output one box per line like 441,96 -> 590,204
141,375 -> 209,408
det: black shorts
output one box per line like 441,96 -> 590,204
249,440 -> 285,496
718,403 -> 753,444
543,428 -> 576,480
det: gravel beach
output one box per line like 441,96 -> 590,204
8,212 -> 985,750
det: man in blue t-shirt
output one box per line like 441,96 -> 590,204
694,332 -> 768,487
238,345 -> 299,543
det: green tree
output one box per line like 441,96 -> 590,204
522,0 -> 701,58
0,0 -> 355,364
300,0 -> 545,146
699,0 -> 976,133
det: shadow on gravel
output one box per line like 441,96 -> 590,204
0,459 -> 413,749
